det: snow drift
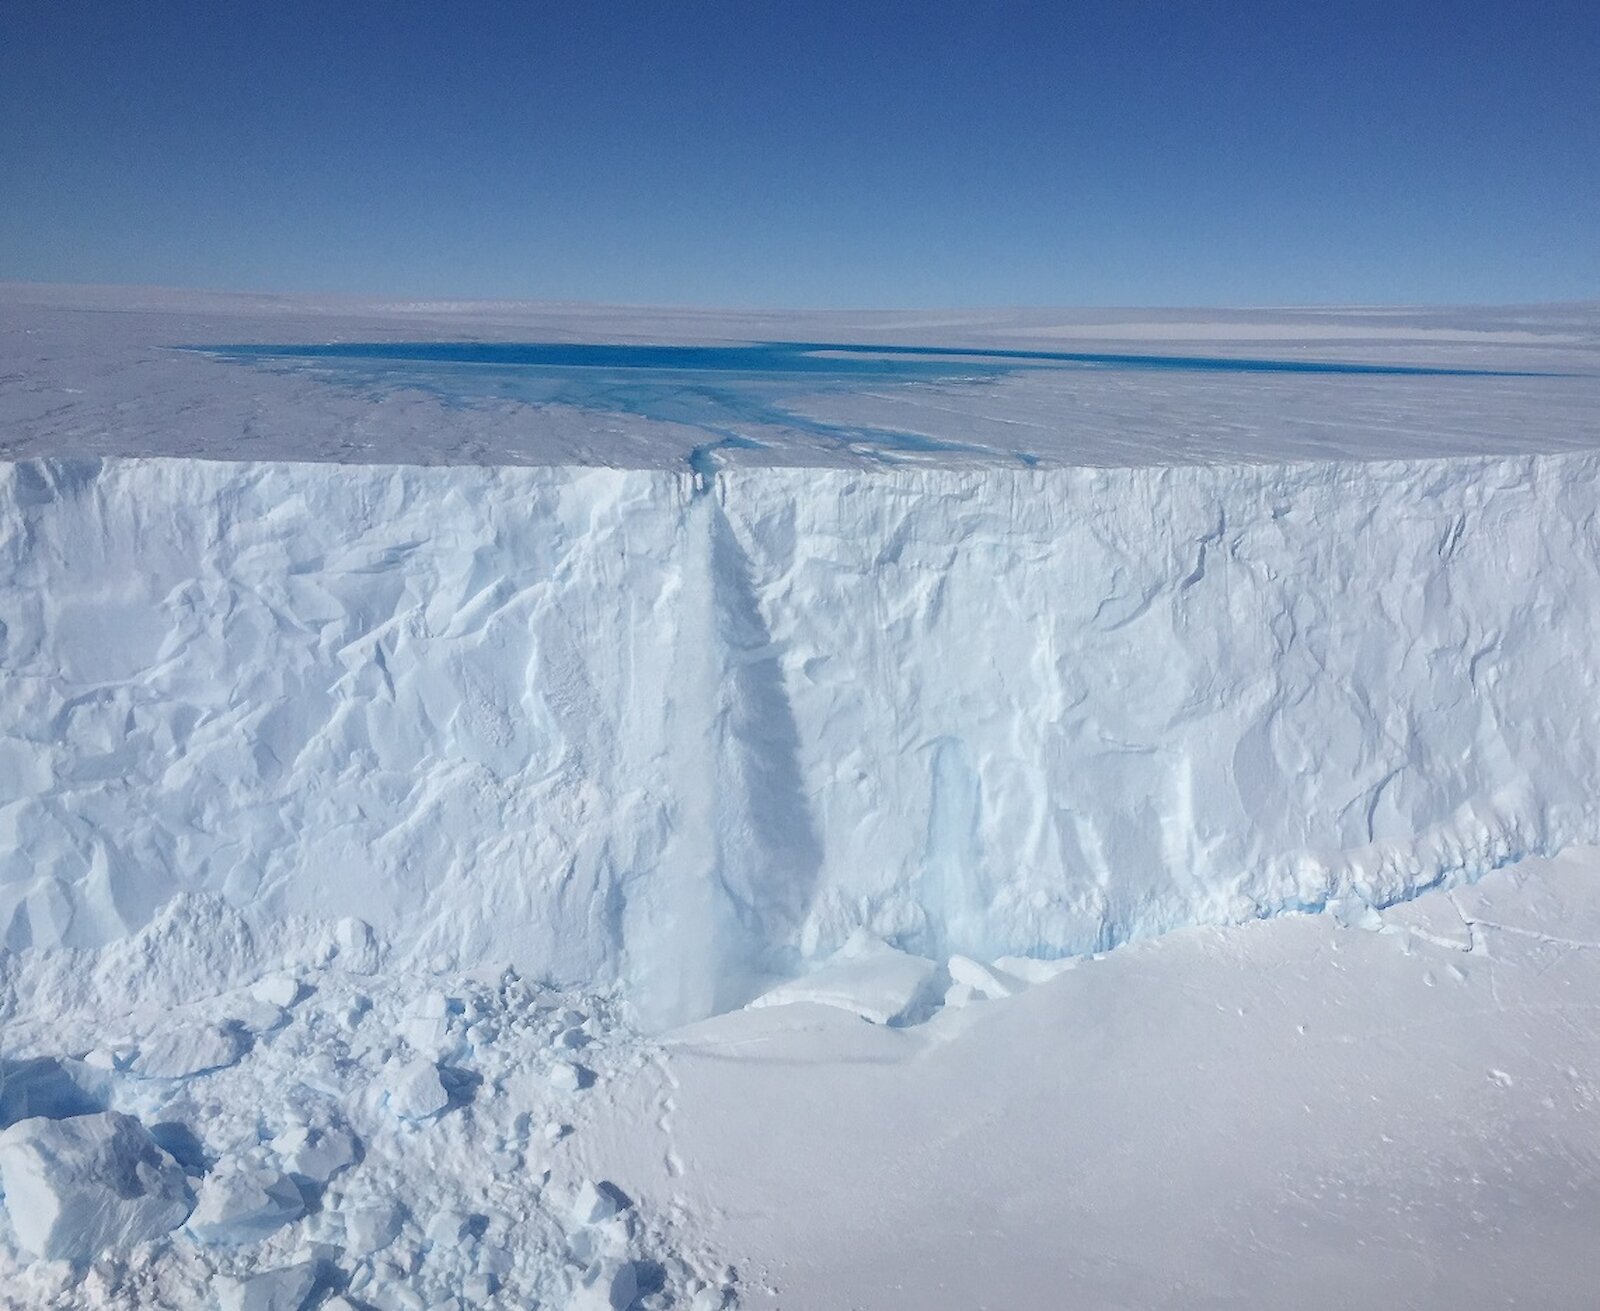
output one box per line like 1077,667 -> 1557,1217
4,453 -> 1599,1026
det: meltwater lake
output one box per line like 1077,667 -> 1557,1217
197,340 -> 1551,469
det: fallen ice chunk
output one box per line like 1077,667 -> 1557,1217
571,1179 -> 628,1227
0,1056 -> 104,1128
461,1274 -> 497,1303
547,1061 -> 586,1093
424,1208 -> 473,1246
397,991 -> 458,1056
131,1023 -> 247,1079
336,995 -> 370,1032
378,1285 -> 425,1311
476,1241 -> 514,1278
224,997 -> 288,1036
215,1261 -> 319,1311
81,1044 -> 136,1072
1379,894 -> 1475,951
252,974 -> 304,1010
384,1059 -> 450,1121
947,954 -> 1017,1000
748,932 -> 938,1025
942,981 -> 976,1009
0,1111 -> 191,1261
272,1124 -> 358,1184
398,1017 -> 451,1059
570,1258 -> 638,1311
343,1200 -> 403,1255
1329,897 -> 1385,931
186,1160 -> 305,1245
333,918 -> 381,973
415,991 -> 453,1019
296,1054 -> 344,1097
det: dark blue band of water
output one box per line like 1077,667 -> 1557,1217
194,339 -> 1548,379
188,337 -> 1558,470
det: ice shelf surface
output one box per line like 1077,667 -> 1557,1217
5,284 -> 1600,469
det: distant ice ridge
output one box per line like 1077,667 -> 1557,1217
4,453 -> 1600,1026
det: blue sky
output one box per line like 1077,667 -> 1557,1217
2,1 -> 1597,307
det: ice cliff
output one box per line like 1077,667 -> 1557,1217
4,453 -> 1598,1026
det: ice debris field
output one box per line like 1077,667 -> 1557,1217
3,285 -> 1600,1307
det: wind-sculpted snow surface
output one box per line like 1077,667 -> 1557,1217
5,453 -> 1600,1026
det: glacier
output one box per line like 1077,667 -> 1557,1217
6,448 -> 1600,1025
6,288 -> 1600,1308
3,287 -> 1600,1030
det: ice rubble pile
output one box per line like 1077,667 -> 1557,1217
0,898 -> 738,1310
5,453 -> 1600,1024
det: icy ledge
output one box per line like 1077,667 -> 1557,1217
4,453 -> 1600,1025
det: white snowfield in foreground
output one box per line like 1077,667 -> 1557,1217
3,287 -> 1600,1307
4,852 -> 1600,1308
593,848 -> 1600,1310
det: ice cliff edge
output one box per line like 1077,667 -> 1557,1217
3,453 -> 1597,1026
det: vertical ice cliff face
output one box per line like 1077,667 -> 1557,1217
620,489 -> 824,1027
3,454 -> 1599,1024
724,457 -> 1600,967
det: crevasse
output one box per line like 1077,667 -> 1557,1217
3,453 -> 1598,1026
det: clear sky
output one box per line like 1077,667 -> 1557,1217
2,0 -> 1597,308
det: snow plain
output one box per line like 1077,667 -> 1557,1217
3,285 -> 1600,1308
586,848 -> 1600,1310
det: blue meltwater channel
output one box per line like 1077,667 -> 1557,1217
192,339 -> 1552,469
